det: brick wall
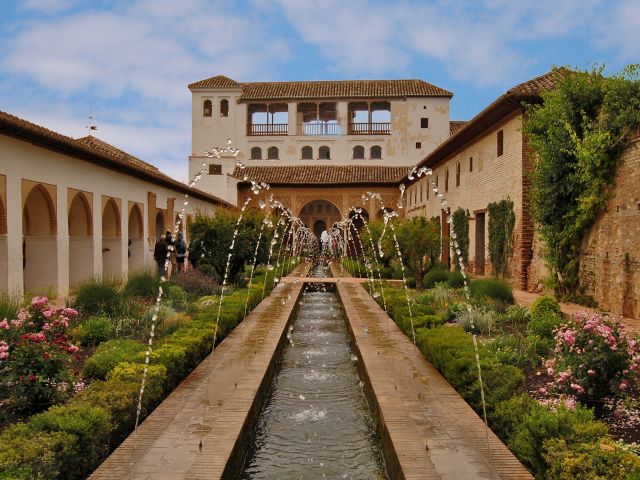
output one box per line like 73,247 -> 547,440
405,112 -> 532,288
577,139 -> 640,317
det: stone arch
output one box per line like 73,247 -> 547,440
128,204 -> 144,271
318,145 -> 330,160
301,146 -> 313,160
353,145 -> 365,159
155,211 -> 165,239
370,145 -> 382,159
102,198 -> 122,278
267,146 -> 279,160
220,99 -> 229,117
68,192 -> 94,287
298,199 -> 341,240
203,99 -> 212,117
23,184 -> 57,295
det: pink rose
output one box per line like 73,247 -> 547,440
587,369 -> 596,377
0,319 -> 9,330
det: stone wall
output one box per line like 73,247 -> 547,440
577,139 -> 640,317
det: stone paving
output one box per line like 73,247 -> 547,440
89,263 -> 308,480
336,281 -> 533,480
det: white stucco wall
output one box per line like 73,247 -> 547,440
0,134 -> 224,298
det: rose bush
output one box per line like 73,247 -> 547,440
0,297 -> 80,410
545,311 -> 639,401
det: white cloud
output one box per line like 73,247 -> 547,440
593,0 -> 640,62
21,0 -> 81,15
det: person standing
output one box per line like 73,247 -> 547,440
175,232 -> 187,273
188,238 -> 201,269
153,234 -> 169,277
166,230 -> 177,278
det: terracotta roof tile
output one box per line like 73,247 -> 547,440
449,121 -> 467,135
0,110 -> 233,208
190,76 -> 453,100
232,165 -> 409,185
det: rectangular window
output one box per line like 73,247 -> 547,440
456,162 -> 460,187
497,130 -> 504,157
421,118 -> 429,128
208,164 -> 222,175
415,142 -> 421,149
470,156 -> 473,172
420,184 -> 423,203
445,168 -> 449,192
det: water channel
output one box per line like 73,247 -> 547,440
240,263 -> 388,479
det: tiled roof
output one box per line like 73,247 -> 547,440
232,165 -> 409,185
449,121 -> 467,135
406,68 -> 566,183
0,110 -> 233,208
189,76 -> 453,100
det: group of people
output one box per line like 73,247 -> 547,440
153,231 -> 200,277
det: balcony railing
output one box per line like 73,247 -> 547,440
298,123 -> 341,136
348,122 -> 391,135
247,123 -> 288,136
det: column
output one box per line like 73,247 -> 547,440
56,182 -> 69,297
288,103 -> 296,136
5,173 -> 23,297
337,102 -> 348,136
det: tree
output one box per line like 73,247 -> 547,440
393,216 -> 441,289
188,210 -> 271,285
523,65 -> 640,295
451,208 -> 470,269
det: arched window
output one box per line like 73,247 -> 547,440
220,99 -> 229,117
370,145 -> 382,159
353,145 -> 365,159
250,147 -> 262,160
319,146 -> 330,160
267,146 -> 279,160
301,146 -> 313,160
203,99 -> 212,117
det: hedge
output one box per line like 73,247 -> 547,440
0,268 -> 288,479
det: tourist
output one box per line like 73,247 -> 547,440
188,238 -> 201,269
166,230 -> 177,277
175,232 -> 187,273
153,234 -> 169,277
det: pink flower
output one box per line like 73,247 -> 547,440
10,319 -> 23,328
587,369 -> 596,377
0,319 -> 9,330
42,309 -> 54,318
30,296 -> 48,309
0,340 -> 9,360
42,323 -> 51,331
62,307 -> 78,318
17,309 -> 30,322
570,383 -> 585,395
68,345 -> 79,353
619,380 -> 628,391
547,367 -> 554,376
538,387 -> 548,395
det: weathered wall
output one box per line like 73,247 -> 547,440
577,139 -> 640,317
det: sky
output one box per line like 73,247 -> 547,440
0,0 -> 639,181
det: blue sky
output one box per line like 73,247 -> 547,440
1,0 -> 638,181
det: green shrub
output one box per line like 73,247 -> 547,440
106,362 -> 167,406
543,437 -> 640,480
83,339 -> 146,379
0,292 -> 19,322
486,334 -> 543,371
123,269 -> 160,298
0,423 -> 75,480
412,315 -> 446,329
173,268 -> 217,297
72,315 -> 115,346
165,284 -> 187,309
422,269 -> 449,289
73,277 -> 122,316
495,305 -> 530,334
490,394 -> 539,442
509,402 -> 609,478
29,404 -> 111,479
528,295 -> 563,339
469,278 -> 514,304
447,270 -> 466,288
455,307 -> 495,334
417,326 -> 523,414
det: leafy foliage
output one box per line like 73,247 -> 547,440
451,207 -> 470,268
390,216 -> 441,289
523,65 -> 640,295
487,198 -> 516,277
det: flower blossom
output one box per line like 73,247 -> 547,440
0,319 -> 8,330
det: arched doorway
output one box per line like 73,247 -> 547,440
23,184 -> 57,295
68,192 -> 94,287
299,200 -> 341,241
128,204 -> 144,271
102,198 -> 122,278
155,211 -> 165,239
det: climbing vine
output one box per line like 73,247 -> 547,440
451,207 -> 470,269
523,65 -> 640,295
487,199 -> 515,277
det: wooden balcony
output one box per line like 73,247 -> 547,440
247,123 -> 288,136
348,122 -> 391,135
298,123 -> 341,136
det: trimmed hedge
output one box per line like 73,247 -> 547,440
422,268 -> 449,289
469,278 -> 514,304
0,268 -> 290,479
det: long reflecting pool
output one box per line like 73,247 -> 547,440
240,264 -> 388,479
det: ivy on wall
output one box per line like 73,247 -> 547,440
488,199 -> 515,277
451,207 -> 470,269
523,65 -> 640,295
